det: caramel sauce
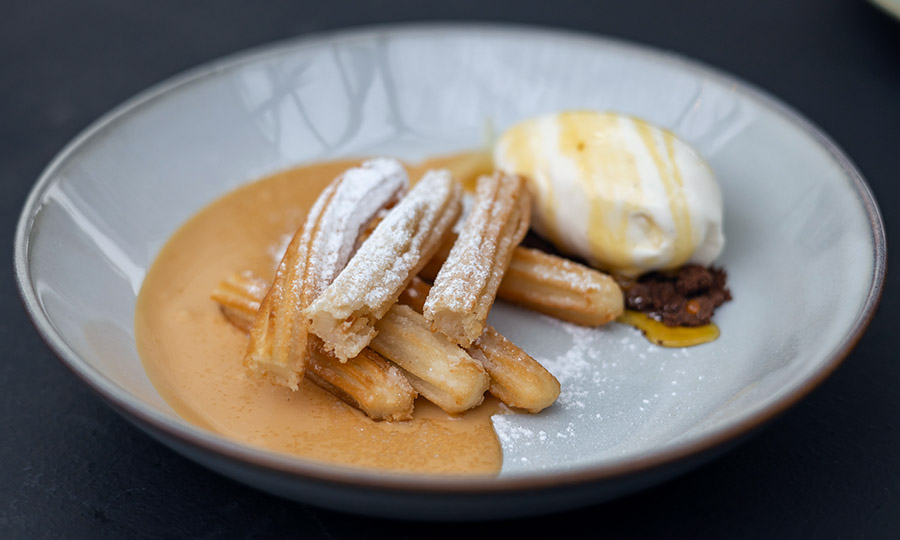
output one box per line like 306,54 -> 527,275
415,149 -> 493,191
135,153 -> 502,475
617,310 -> 720,347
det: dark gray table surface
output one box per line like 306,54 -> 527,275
3,0 -> 899,538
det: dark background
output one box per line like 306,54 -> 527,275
3,1 -> 898,538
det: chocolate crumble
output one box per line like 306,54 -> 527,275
624,265 -> 732,327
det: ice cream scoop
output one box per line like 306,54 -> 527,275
494,111 -> 724,277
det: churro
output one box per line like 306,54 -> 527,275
467,328 -> 559,413
307,169 -> 463,361
498,246 -> 623,326
369,304 -> 489,415
424,172 -> 531,347
422,237 -> 623,326
210,271 -> 268,333
305,342 -> 416,422
213,274 -> 416,421
244,158 -> 408,389
401,276 -> 559,412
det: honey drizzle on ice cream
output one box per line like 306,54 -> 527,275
558,112 -> 639,271
633,123 -> 694,269
494,111 -> 724,277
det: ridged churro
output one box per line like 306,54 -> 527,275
401,276 -> 559,412
498,246 -> 623,326
244,158 -> 408,389
421,236 -> 623,326
467,328 -> 559,413
307,169 -> 463,361
424,172 -> 531,347
213,273 -> 416,421
211,271 -> 268,333
369,304 -> 489,415
305,341 -> 416,422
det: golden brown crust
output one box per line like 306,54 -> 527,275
467,328 -> 559,413
401,276 -> 559,413
306,340 -> 416,422
369,304 -> 489,415
498,246 -> 624,326
210,271 -> 268,333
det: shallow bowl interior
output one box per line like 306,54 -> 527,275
15,24 -> 884,517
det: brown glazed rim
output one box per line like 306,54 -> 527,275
14,23 -> 887,496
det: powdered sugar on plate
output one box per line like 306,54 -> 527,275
486,301 -> 726,476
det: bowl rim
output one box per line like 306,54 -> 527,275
870,0 -> 900,21
14,22 -> 887,494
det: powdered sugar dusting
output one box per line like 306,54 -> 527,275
310,169 -> 460,319
492,415 -> 534,446
485,300 -> 721,475
304,158 -> 408,296
247,158 -> 408,376
425,173 -> 527,345
426,179 -> 497,312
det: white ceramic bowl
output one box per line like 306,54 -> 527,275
14,25 -> 885,520
871,0 -> 900,20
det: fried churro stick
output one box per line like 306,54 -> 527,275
369,304 -> 489,415
467,328 -> 559,413
498,246 -> 623,326
424,172 -> 531,347
420,236 -> 623,326
244,158 -> 408,389
307,169 -> 463,361
305,342 -> 415,422
211,271 -> 268,333
402,277 -> 559,412
213,273 -> 416,421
